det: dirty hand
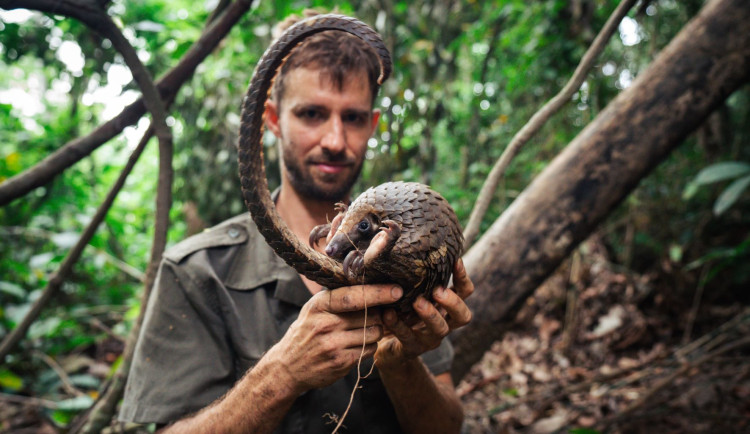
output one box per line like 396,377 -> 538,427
267,283 -> 403,393
375,259 -> 474,366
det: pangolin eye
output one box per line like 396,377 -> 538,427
357,220 -> 371,232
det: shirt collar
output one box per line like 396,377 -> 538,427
224,188 -> 313,307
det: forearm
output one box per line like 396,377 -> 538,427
161,344 -> 300,434
376,357 -> 463,434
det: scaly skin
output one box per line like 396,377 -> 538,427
312,182 -> 464,314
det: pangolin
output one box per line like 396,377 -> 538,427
237,14 -> 463,314
309,181 -> 463,314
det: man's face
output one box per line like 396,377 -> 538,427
267,67 -> 380,202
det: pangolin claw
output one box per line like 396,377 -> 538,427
342,249 -> 365,278
309,223 -> 331,247
380,219 -> 401,243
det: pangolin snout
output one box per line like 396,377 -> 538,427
324,234 -> 351,260
324,243 -> 338,257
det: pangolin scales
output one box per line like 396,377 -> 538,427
312,181 -> 464,314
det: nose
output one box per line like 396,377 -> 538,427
325,233 -> 350,260
324,243 -> 339,258
320,116 -> 346,154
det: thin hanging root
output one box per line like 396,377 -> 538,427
331,269 -> 369,434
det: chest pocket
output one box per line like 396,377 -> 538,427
224,281 -> 291,374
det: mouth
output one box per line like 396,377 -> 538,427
309,160 -> 352,175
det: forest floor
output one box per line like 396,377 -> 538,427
458,235 -> 750,433
2,236 -> 749,433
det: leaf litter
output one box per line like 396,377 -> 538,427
458,235 -> 750,433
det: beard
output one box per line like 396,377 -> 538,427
281,143 -> 364,202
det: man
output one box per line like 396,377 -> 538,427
120,11 -> 473,433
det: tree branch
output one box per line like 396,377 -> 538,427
452,0 -> 750,380
462,0 -> 637,248
0,226 -> 145,281
67,13 -> 175,434
0,0 -> 253,206
75,0 -> 256,428
0,392 -> 60,409
603,335 -> 750,428
34,350 -> 85,398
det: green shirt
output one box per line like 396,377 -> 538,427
119,213 -> 454,433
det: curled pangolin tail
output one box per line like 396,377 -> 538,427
237,14 -> 392,289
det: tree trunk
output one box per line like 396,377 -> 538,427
451,0 -> 750,381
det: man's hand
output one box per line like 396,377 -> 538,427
266,283 -> 403,394
375,258 -> 474,367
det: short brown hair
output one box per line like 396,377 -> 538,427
270,11 -> 382,109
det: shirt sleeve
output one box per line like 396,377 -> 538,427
119,257 -> 236,424
420,336 -> 455,376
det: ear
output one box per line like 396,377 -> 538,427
265,100 -> 282,138
369,108 -> 381,136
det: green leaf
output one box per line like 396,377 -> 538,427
50,231 -> 80,249
55,395 -> 94,411
682,181 -> 699,200
68,374 -> 100,389
0,368 -> 24,391
714,174 -> 750,215
108,354 -> 123,379
693,162 -> 750,185
669,244 -> 683,262
28,316 -> 62,339
0,281 -> 26,299
502,387 -> 519,397
51,410 -> 73,426
685,240 -> 749,270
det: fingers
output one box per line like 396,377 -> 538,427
336,310 -> 385,330
451,258 -> 475,300
380,299 -> 451,361
413,296 -> 451,338
433,286 -> 472,329
382,309 -> 419,356
317,284 -> 403,313
340,325 -> 383,349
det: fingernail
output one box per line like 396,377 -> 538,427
417,297 -> 428,309
391,286 -> 403,299
435,287 -> 446,299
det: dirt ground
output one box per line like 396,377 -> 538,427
458,238 -> 750,433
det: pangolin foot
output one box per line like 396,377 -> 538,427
343,249 -> 365,279
363,219 -> 401,265
309,223 -> 331,247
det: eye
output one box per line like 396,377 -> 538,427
343,112 -> 367,126
300,109 -> 321,119
357,220 -> 371,233
294,106 -> 327,123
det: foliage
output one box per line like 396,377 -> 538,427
1,0 -> 749,429
684,161 -> 750,216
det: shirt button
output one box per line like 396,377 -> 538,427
228,227 -> 240,238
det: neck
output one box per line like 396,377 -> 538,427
276,185 -> 345,237
275,184 -> 347,296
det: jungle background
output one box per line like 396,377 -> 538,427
1,0 -> 748,432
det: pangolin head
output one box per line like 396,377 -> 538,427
324,202 -> 385,261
